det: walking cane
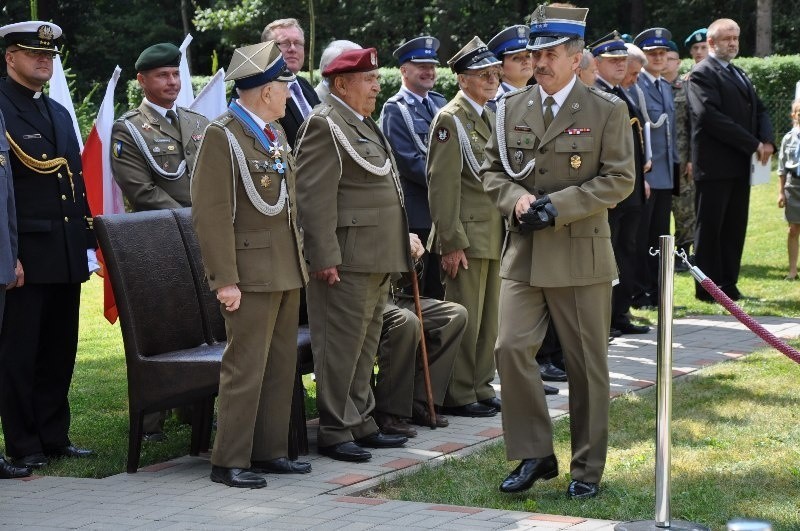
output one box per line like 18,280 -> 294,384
410,270 -> 438,429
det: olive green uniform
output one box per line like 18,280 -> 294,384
295,97 -> 411,448
670,77 -> 695,253
482,81 -> 634,483
427,91 -> 503,407
191,112 -> 307,469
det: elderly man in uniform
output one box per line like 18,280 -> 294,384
427,37 -> 504,418
685,28 -> 709,64
373,233 -> 463,436
315,40 -> 362,101
482,5 -> 633,499
261,18 -> 320,148
0,21 -> 96,469
192,41 -> 311,488
591,31 -> 650,335
295,48 -> 411,462
0,108 -> 31,479
488,25 -> 533,106
380,36 -> 447,299
111,43 -> 208,212
631,28 -> 677,309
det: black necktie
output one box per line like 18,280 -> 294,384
543,96 -> 555,129
422,97 -> 434,116
727,64 -> 747,90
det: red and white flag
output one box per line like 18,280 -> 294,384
82,65 -> 125,323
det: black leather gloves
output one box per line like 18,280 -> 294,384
519,195 -> 558,235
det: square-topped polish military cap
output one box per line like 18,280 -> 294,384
0,21 -> 62,53
393,36 -> 440,65
487,25 -> 529,58
225,41 -> 296,90
448,36 -> 501,74
527,4 -> 588,51
634,28 -> 672,50
589,31 -> 629,58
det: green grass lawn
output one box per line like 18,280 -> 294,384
0,172 -> 797,514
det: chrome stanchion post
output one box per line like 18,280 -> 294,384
615,236 -> 709,531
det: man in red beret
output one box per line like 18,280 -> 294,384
294,48 -> 412,462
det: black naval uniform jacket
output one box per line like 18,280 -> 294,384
0,78 -> 94,284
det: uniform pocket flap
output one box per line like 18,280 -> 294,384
337,208 -> 379,227
235,230 -> 271,249
460,207 -> 493,222
18,219 -> 52,233
555,136 -> 593,152
507,131 -> 538,150
569,219 -> 610,237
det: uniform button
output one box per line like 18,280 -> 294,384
64,216 -> 69,222
61,194 -> 67,200
516,139 -> 521,145
209,274 -> 215,281
243,241 -> 249,247
57,172 -> 63,179
469,215 -> 474,220
42,154 -> 48,160
539,147 -> 548,153
537,189 -> 545,195
186,150 -> 191,155
571,143 -> 577,149
539,168 -> 547,174
352,218 -> 358,224
594,228 -> 599,234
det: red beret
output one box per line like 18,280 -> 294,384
322,48 -> 379,76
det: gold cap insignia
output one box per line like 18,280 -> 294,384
38,25 -> 54,41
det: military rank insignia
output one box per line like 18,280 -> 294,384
436,127 -> 450,143
570,154 -> 582,169
112,140 -> 123,158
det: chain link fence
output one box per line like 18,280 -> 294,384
763,97 -> 795,139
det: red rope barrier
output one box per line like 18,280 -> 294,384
693,271 -> 800,364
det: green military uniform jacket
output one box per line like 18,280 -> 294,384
111,102 -> 209,211
482,83 -> 635,287
191,112 -> 307,292
427,91 -> 503,259
295,97 -> 411,274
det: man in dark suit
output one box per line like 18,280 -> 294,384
0,108 -> 32,479
0,21 -> 95,470
380,36 -> 447,299
261,18 -> 321,148
686,18 -> 774,301
592,31 -> 649,336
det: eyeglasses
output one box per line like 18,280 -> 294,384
276,40 -> 305,50
463,70 -> 503,81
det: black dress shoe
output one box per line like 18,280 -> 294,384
612,321 -> 650,335
609,327 -> 622,338
479,396 -> 502,411
319,441 -> 372,462
540,362 -> 567,382
0,456 -> 31,479
45,445 -> 94,458
210,466 -> 266,488
543,384 -> 559,395
250,457 -> 311,474
442,402 -> 496,417
12,453 -> 48,469
411,401 -> 449,427
499,455 -> 559,493
567,479 -> 599,499
356,431 -> 408,448
375,411 -> 418,437
630,294 -> 657,310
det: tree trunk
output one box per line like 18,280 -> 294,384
755,0 -> 772,57
630,0 -> 644,34
181,0 -> 192,65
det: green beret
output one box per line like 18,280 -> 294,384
135,43 -> 181,72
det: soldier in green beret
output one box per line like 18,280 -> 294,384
110,42 -> 209,213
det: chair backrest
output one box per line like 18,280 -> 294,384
172,208 -> 227,344
95,210 -> 207,357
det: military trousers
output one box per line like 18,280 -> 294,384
211,289 -> 298,469
442,257 -> 500,406
495,279 -> 611,484
374,296 -> 465,417
307,271 -> 388,447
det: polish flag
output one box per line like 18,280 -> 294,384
82,66 -> 125,323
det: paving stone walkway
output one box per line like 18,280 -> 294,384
2,315 -> 799,530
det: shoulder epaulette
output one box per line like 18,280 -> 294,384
116,109 -> 140,122
429,90 -> 446,99
178,106 -> 206,118
385,93 -> 403,104
212,113 -> 234,127
588,86 -> 621,105
316,104 -> 334,118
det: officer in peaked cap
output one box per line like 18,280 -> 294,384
426,36 -> 503,420
0,20 -> 96,469
488,25 -> 533,102
111,42 -> 209,212
631,27 -> 677,312
192,40 -> 310,488
482,3 -> 634,499
380,36 -> 447,300
294,46 -> 412,463
685,28 -> 708,63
